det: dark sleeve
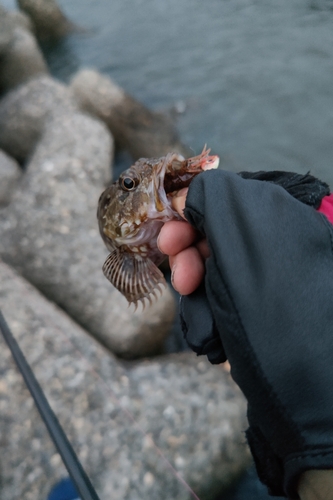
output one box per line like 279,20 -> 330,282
181,169 -> 333,498
238,170 -> 330,208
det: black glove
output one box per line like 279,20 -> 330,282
180,169 -> 333,498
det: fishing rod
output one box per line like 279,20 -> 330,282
0,309 -> 100,500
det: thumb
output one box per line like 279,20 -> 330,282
171,188 -> 188,219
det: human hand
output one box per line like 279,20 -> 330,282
160,168 -> 333,499
158,188 -> 209,295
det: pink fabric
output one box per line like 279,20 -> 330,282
317,194 -> 333,225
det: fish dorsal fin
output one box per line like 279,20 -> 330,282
103,249 -> 166,306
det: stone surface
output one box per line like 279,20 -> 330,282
0,260 -> 250,500
0,5 -> 46,95
0,6 -> 13,55
17,0 -> 74,41
0,23 -> 48,95
6,9 -> 34,33
0,110 -> 176,358
70,69 -> 191,160
0,76 -> 76,163
0,4 -> 46,96
0,149 -> 22,206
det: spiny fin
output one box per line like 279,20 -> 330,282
103,250 -> 166,307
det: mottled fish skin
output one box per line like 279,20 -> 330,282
97,146 -> 219,306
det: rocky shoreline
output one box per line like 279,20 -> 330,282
0,2 -> 251,498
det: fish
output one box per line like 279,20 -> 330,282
97,146 -> 219,306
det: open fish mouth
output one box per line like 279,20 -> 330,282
152,146 -> 220,218
151,152 -> 185,218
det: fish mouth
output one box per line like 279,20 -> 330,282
149,146 -> 220,219
161,146 -> 220,196
150,152 -> 185,219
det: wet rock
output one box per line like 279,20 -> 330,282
0,111 -> 175,358
0,259 -> 250,500
0,150 -> 22,206
0,5 -> 48,96
0,26 -> 48,95
0,76 -> 76,163
0,7 -> 13,55
17,0 -> 74,41
70,69 -> 191,160
6,9 -> 35,33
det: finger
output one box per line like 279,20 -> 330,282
170,246 -> 205,295
170,188 -> 188,219
158,221 -> 198,256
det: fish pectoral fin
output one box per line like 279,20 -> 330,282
102,250 -> 166,305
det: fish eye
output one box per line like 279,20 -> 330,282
120,176 -> 139,191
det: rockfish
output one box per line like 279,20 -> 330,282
97,147 -> 219,306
